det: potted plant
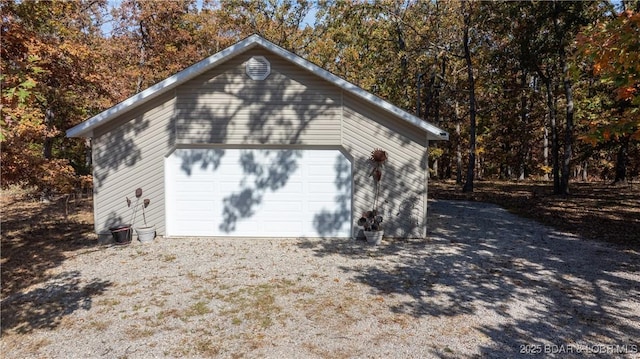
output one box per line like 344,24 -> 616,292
129,188 -> 156,243
358,210 -> 384,245
357,148 -> 387,245
108,188 -> 155,245
109,224 -> 132,245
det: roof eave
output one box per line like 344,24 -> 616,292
67,34 -> 449,141
66,35 -> 262,138
253,37 -> 449,141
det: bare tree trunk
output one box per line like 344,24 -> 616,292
462,3 -> 477,193
582,161 -> 588,182
558,17 -> 573,195
85,138 -> 92,168
435,58 -> 447,180
543,122 -> 549,181
135,0 -> 146,94
519,72 -> 528,181
433,159 -> 439,179
552,83 -> 561,194
561,76 -> 574,194
136,24 -> 146,94
43,108 -> 54,160
40,107 -> 56,201
543,79 -> 561,194
456,102 -> 462,185
614,135 -> 630,185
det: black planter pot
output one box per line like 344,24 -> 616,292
109,225 -> 132,245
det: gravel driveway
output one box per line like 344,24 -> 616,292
2,200 -> 639,358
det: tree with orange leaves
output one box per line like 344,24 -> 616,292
577,8 -> 640,183
1,0 -> 112,194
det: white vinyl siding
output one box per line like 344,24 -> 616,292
342,93 -> 427,238
92,92 -> 176,235
174,49 -> 341,146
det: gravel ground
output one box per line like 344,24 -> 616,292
2,200 -> 639,358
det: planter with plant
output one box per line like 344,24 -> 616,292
356,148 -> 387,245
108,188 -> 155,244
108,224 -> 132,245
129,188 -> 156,243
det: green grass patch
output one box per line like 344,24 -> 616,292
215,279 -> 314,329
184,301 -> 212,318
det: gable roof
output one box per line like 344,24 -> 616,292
67,34 -> 449,140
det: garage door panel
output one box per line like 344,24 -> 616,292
308,176 -> 336,183
259,201 -> 304,212
222,220 -> 260,234
308,167 -> 335,177
307,198 -> 342,206
174,170 -> 220,179
268,183 -> 304,194
174,213 -> 216,223
173,201 -> 217,213
174,221 -> 216,236
175,186 -> 215,195
166,148 -> 351,237
260,223 -> 303,237
218,181 -> 248,193
174,189 -> 217,201
308,182 -> 340,193
219,167 -> 248,177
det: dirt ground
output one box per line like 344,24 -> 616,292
1,192 -> 96,301
1,184 -> 639,358
2,181 -> 638,302
429,180 -> 640,249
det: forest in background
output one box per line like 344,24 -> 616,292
1,0 -> 639,196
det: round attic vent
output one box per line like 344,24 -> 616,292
245,56 -> 271,80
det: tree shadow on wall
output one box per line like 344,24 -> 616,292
312,153 -> 352,236
175,148 -> 226,176
379,161 -> 425,238
93,116 -> 149,191
219,149 -> 301,233
168,56 -> 349,235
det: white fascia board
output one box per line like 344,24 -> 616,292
66,36 -> 261,138
252,37 -> 449,141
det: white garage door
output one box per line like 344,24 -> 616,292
165,148 -> 351,237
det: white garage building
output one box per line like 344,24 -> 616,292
67,35 -> 448,240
